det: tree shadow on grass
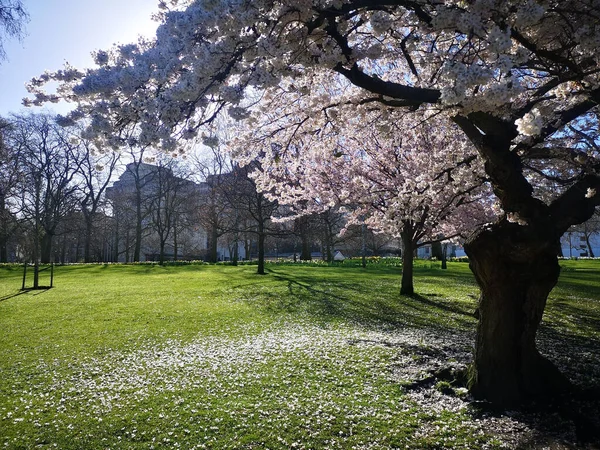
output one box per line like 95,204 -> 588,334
0,291 -> 28,302
0,288 -> 52,302
249,268 -> 478,335
249,266 -> 600,447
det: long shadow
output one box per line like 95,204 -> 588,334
0,287 -> 53,302
0,291 -> 28,302
409,293 -> 475,318
261,268 -> 477,334
263,266 -> 600,446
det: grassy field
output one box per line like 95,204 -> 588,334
0,260 -> 599,449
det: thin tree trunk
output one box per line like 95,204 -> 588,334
400,228 -> 415,295
257,222 -> 266,275
245,239 -> 251,261
173,225 -> 178,261
325,221 -> 333,263
159,240 -> 165,265
232,237 -> 239,266
33,262 -> 39,289
208,223 -> 218,263
113,224 -> 120,262
465,221 -> 570,406
585,233 -> 595,258
0,195 -> 8,262
60,235 -> 67,263
361,222 -> 366,268
84,218 -> 93,263
134,185 -> 143,262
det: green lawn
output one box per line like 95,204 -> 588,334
0,260 -> 599,449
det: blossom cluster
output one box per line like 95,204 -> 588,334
23,0 -> 600,224
23,0 -> 600,146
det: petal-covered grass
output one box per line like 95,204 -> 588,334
0,260 -> 599,449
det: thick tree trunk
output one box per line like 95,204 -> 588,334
441,243 -> 448,270
159,241 -> 166,265
431,241 -> 443,260
400,230 -> 414,296
465,221 -> 571,406
300,235 -> 311,260
40,233 -> 53,264
296,216 -> 312,260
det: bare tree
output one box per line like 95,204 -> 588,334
6,114 -> 81,285
148,155 -> 197,264
0,0 -> 27,62
0,118 -> 20,262
563,211 -> 600,258
106,147 -> 157,262
75,136 -> 121,262
0,117 -> 21,261
222,162 -> 281,275
188,145 -> 235,262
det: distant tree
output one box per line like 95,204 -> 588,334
245,114 -> 492,295
317,208 -> 346,263
75,136 -> 120,262
5,113 -> 81,287
0,117 -> 21,262
123,147 -> 156,262
148,155 -> 196,264
222,162 -> 281,275
293,215 -> 315,261
563,211 -> 600,258
18,114 -> 81,264
189,144 -> 235,263
106,188 -> 136,262
0,0 -> 27,62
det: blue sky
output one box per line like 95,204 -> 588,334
0,0 -> 160,116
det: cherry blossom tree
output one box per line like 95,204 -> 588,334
237,110 -> 492,294
27,0 -> 600,406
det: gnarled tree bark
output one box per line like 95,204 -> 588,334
465,220 -> 570,406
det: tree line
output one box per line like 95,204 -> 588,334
0,113 -> 407,271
